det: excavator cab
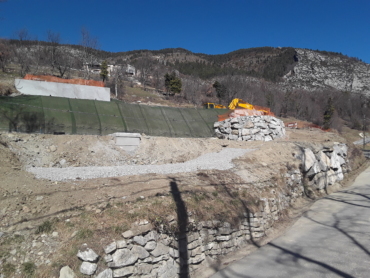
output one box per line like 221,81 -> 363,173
204,103 -> 215,109
203,103 -> 227,109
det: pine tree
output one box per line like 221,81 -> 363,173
164,72 -> 182,95
164,73 -> 172,93
170,78 -> 182,94
213,81 -> 227,101
323,97 -> 335,130
100,60 -> 109,82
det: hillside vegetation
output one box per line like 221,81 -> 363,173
0,35 -> 369,133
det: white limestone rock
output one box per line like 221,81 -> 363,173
80,262 -> 97,275
144,241 -> 157,251
59,266 -> 76,278
131,245 -> 150,259
112,266 -> 134,277
95,268 -> 113,278
303,148 -> 317,172
109,248 -> 138,268
104,242 -> 117,254
77,248 -> 99,262
133,235 -> 147,246
156,258 -> 178,278
150,242 -> 169,257
330,151 -> 341,170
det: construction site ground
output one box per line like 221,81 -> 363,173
0,123 -> 368,278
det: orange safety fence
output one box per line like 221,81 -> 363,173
286,121 -> 329,131
253,105 -> 275,116
24,74 -> 104,87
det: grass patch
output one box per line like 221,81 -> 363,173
76,228 -> 93,239
2,234 -> 25,245
2,263 -> 16,277
112,225 -> 124,235
124,85 -> 163,100
191,192 -> 207,203
22,262 -> 36,277
36,220 -> 53,234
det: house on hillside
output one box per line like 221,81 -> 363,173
85,63 -> 136,77
126,64 -> 135,75
83,62 -> 101,74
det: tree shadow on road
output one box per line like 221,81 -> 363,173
169,178 -> 189,278
214,185 -> 370,278
262,189 -> 370,278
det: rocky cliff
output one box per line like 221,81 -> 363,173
284,48 -> 370,95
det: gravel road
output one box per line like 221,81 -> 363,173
27,148 -> 253,181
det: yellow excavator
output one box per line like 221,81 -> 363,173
203,103 -> 227,109
228,98 -> 254,110
203,98 -> 254,110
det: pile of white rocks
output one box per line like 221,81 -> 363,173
214,115 -> 286,141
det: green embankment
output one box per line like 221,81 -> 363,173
0,96 -> 227,137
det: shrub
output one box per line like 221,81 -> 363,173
2,263 -> 16,277
36,220 -> 53,234
76,228 -> 93,239
22,262 -> 36,277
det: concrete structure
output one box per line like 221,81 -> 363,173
15,79 -> 110,102
113,133 -> 141,152
107,64 -> 136,76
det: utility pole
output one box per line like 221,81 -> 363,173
363,103 -> 367,150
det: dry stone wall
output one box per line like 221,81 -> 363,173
66,143 -> 350,278
214,115 -> 286,141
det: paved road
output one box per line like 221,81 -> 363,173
353,137 -> 370,145
211,166 -> 370,278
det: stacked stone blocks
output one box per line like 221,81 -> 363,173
214,115 -> 286,141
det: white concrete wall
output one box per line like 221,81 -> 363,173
15,79 -> 111,102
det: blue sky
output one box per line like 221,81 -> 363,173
1,0 -> 369,63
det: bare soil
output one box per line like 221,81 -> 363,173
0,126 -> 366,277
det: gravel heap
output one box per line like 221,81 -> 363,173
27,148 -> 253,181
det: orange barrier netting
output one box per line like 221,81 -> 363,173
253,105 -> 274,116
24,74 -> 104,87
286,121 -> 329,131
218,107 -> 275,122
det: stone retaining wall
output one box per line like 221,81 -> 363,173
71,142 -> 350,278
214,115 -> 286,141
302,143 -> 349,191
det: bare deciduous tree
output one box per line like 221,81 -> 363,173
0,39 -> 11,72
110,64 -> 127,98
13,28 -> 32,76
46,30 -> 74,78
135,53 -> 153,90
80,27 -> 99,79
